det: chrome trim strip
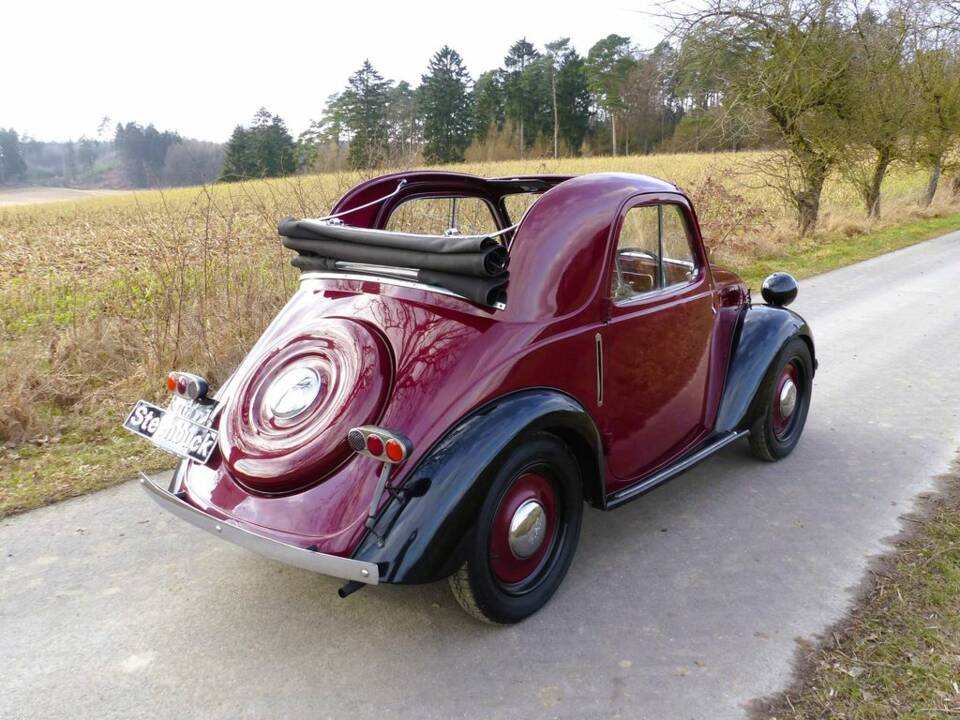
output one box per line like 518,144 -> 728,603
139,472 -> 380,584
334,261 -> 419,279
608,430 -> 748,506
595,332 -> 604,407
299,270 -> 507,310
299,271 -> 463,301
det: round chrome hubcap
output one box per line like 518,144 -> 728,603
508,499 -> 547,559
779,378 -> 797,419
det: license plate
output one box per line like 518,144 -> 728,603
123,397 -> 220,464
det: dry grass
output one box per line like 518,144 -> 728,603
1,151 -> 958,516
756,464 -> 960,719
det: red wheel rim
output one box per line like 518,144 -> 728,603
773,361 -> 801,439
488,471 -> 558,587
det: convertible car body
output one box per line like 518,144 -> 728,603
126,170 -> 815,623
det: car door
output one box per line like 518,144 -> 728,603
600,197 -> 716,489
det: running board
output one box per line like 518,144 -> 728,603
606,430 -> 748,509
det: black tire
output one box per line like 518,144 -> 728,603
748,337 -> 813,461
448,432 -> 582,624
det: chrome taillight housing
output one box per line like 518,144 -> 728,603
347,425 -> 412,465
166,371 -> 209,401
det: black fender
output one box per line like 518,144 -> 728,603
714,304 -> 816,433
353,389 -> 604,584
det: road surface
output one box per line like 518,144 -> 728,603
3,232 -> 960,720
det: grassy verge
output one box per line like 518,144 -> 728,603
0,430 -> 169,518
756,464 -> 960,719
738,210 -> 960,289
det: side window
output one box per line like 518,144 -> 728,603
612,206 -> 660,300
661,204 -> 696,286
612,203 -> 698,302
385,197 -> 498,236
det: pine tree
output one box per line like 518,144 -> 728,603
544,39 -> 591,156
586,35 -> 637,156
77,137 -> 98,172
221,125 -> 254,180
0,128 -> 28,184
251,109 -> 295,176
341,60 -> 392,169
473,70 -> 506,141
556,46 -> 592,155
220,109 -> 294,180
503,39 -> 542,155
420,46 -> 474,164
386,81 -> 420,162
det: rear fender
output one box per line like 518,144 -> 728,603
353,389 -> 604,584
714,304 -> 815,433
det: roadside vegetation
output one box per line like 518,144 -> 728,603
2,151 -> 960,518
757,464 -> 960,719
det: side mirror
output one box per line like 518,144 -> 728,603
761,272 -> 798,307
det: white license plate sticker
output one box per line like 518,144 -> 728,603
123,399 -> 219,463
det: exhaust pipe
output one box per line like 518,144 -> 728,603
338,580 -> 366,599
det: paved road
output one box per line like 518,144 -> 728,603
3,232 -> 960,720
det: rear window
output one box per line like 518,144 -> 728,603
502,193 -> 542,225
385,197 -> 498,235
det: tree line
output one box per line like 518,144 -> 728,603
219,4 -> 960,235
221,34 -> 688,179
0,119 -> 225,189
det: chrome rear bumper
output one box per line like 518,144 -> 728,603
138,472 -> 380,585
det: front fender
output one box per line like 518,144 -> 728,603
353,389 -> 603,584
714,304 -> 816,433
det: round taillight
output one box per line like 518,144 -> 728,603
166,373 -> 178,392
366,434 -> 384,457
176,376 -> 187,395
385,438 -> 405,463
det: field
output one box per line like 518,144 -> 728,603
2,150 -> 960,517
0,186 -> 129,207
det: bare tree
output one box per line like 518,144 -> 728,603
670,0 -> 854,235
836,4 -> 917,218
904,0 -> 960,204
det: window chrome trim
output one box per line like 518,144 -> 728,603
611,271 -> 708,308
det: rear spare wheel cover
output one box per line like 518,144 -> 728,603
219,318 -> 392,493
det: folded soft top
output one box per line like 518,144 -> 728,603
279,218 -> 503,254
278,217 -> 509,308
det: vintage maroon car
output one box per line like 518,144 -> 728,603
125,170 -> 815,623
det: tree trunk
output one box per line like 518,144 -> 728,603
863,149 -> 892,220
952,175 -> 960,198
923,156 -> 942,207
611,114 -> 617,157
551,74 -> 559,159
519,120 -> 525,160
795,159 -> 828,237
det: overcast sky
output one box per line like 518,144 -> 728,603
3,0 -> 666,143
